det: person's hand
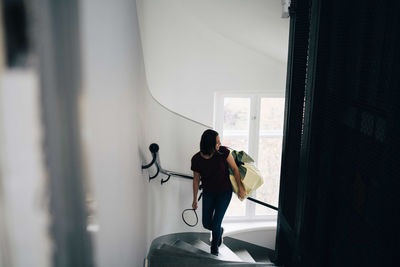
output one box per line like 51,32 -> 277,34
192,199 -> 198,210
238,185 -> 246,200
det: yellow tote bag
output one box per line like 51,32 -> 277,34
228,149 -> 264,200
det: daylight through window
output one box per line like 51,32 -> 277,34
215,93 -> 285,220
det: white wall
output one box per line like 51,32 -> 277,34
0,70 -> 51,267
140,81 -> 209,244
136,0 -> 289,126
79,1 -> 149,266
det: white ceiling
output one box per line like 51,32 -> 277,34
177,0 -> 289,63
136,0 -> 290,126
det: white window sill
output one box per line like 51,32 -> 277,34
223,220 -> 277,236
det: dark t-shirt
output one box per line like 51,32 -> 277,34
191,146 -> 232,192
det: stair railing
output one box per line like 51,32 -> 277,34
142,143 -> 278,211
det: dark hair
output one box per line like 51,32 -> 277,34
200,129 -> 219,155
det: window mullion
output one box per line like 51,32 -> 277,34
248,95 -> 259,158
214,93 -> 224,133
246,95 -> 261,218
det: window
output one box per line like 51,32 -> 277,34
214,93 -> 285,220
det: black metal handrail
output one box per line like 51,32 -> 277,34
142,143 -> 278,211
247,197 -> 278,211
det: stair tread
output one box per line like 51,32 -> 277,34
223,237 -> 273,263
234,248 -> 256,263
219,243 -> 244,262
148,232 -> 278,266
172,240 -> 219,259
150,246 -> 271,266
148,255 -> 271,267
190,239 -> 243,262
188,239 -> 211,253
151,245 -> 222,263
149,253 -> 272,266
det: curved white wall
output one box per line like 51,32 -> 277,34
80,1 -> 150,266
137,0 -> 289,126
140,86 -> 209,241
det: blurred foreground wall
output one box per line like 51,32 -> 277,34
0,0 -> 212,266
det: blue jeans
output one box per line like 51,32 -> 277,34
202,189 -> 232,248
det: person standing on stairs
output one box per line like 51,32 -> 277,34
191,129 -> 246,256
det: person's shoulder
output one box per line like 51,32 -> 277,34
191,152 -> 202,172
219,146 -> 230,158
191,152 -> 201,162
220,146 -> 229,153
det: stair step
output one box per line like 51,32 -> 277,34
190,239 -> 243,262
172,239 -> 260,264
234,249 -> 256,263
151,245 -> 222,263
189,238 -> 212,253
150,254 -> 270,267
150,246 -> 266,266
223,237 -> 274,264
147,232 -> 278,266
219,243 -> 244,262
172,240 -> 218,259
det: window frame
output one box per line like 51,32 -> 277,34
214,92 -> 284,222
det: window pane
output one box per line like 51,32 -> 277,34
259,98 -> 285,131
225,194 -> 246,217
222,97 -> 250,217
255,137 -> 282,215
222,136 -> 248,153
256,97 -> 284,216
223,98 -> 250,131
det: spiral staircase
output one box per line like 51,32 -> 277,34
146,232 -> 278,267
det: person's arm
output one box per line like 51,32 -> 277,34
192,171 -> 200,210
226,153 -> 246,199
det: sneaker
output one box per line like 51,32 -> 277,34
211,245 -> 219,256
218,227 -> 224,247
